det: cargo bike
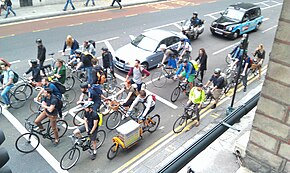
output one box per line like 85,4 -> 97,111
107,113 -> 160,160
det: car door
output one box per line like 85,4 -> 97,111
241,12 -> 251,34
248,8 -> 260,31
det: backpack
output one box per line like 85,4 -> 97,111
56,96 -> 63,110
96,71 -> 106,84
88,40 -> 96,48
98,113 -> 103,126
189,60 -> 199,72
8,70 -> 19,83
219,73 -> 228,88
145,94 -> 156,103
52,81 -> 66,94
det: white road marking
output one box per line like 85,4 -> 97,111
173,23 -> 182,30
262,17 -> 269,22
212,41 -> 240,55
144,20 -> 183,31
261,2 -> 282,10
129,35 -> 135,40
204,10 -> 223,18
262,25 -> 278,33
159,126 -> 165,130
259,2 -> 270,7
104,40 -> 116,58
10,60 -> 21,64
2,108 -> 68,173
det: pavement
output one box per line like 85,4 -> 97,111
0,0 -> 162,25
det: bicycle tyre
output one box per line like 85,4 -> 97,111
170,87 -> 181,102
14,84 -> 33,100
10,91 -> 27,109
147,114 -> 160,133
173,116 -> 187,134
151,71 -> 167,88
99,101 -> 111,116
63,88 -> 76,104
24,113 -> 38,130
48,120 -> 68,139
201,94 -> 213,109
29,99 -> 42,113
96,130 -> 106,149
225,54 -> 232,64
64,76 -> 75,91
106,111 -> 122,130
107,143 -> 119,160
15,133 -> 40,153
131,102 -> 145,120
73,109 -> 85,126
60,147 -> 80,170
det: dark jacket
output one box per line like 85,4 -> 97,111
5,0 -> 12,6
195,54 -> 207,71
102,51 -> 113,68
63,40 -> 79,53
25,66 -> 41,82
37,45 -> 46,62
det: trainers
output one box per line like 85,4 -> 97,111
90,153 -> 96,160
211,104 -> 216,109
195,121 -> 200,127
2,104 -> 10,109
243,87 -> 247,92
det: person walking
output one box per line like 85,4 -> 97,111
101,47 -> 116,79
36,39 -> 47,76
110,0 -> 122,9
252,44 -> 265,79
4,0 -> 16,18
63,0 -> 75,11
0,0 -> 6,16
85,0 -> 95,6
195,48 -> 207,82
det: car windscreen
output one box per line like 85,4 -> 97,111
223,8 -> 244,21
131,34 -> 159,52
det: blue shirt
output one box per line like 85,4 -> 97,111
3,69 -> 14,85
88,84 -> 103,104
176,62 -> 195,79
43,83 -> 62,99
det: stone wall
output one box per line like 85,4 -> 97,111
244,0 -> 290,172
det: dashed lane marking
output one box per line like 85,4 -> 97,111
144,20 -> 183,31
125,14 -> 138,17
32,28 -> 50,32
67,23 -> 83,26
98,18 -> 112,22
262,25 -> 278,33
0,34 -> 15,39
210,113 -> 220,118
2,108 -> 68,173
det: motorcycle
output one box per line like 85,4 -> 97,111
181,19 -> 205,40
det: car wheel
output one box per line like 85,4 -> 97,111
254,23 -> 261,31
232,30 -> 239,40
141,62 -> 149,70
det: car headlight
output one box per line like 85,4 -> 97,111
227,26 -> 233,31
212,21 -> 217,26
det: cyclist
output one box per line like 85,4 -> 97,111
251,44 -> 265,79
34,88 -> 60,146
74,49 -> 94,85
36,38 -> 47,76
36,77 -> 62,100
70,101 -> 99,160
125,59 -> 150,92
186,83 -> 205,127
178,38 -> 192,61
124,90 -> 155,120
0,63 -> 14,109
77,83 -> 107,112
190,12 -> 202,39
115,80 -> 138,109
204,68 -> 225,109
101,47 -> 116,79
159,44 -> 178,72
51,59 -> 66,84
62,35 -> 79,55
241,54 -> 252,92
174,59 -> 196,89
23,59 -> 42,87
82,40 -> 96,56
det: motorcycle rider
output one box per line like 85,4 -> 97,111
190,12 -> 202,39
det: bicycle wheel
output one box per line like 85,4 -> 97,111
48,120 -> 68,139
60,147 -> 80,170
14,84 -> 33,100
29,99 -> 42,113
106,111 -> 122,130
104,79 -> 117,94
63,89 -> 76,104
107,143 -> 119,160
73,110 -> 85,126
99,101 -> 111,116
201,94 -> 213,109
24,113 -> 38,130
15,133 -> 40,153
170,87 -> 181,102
147,114 -> 160,133
96,130 -> 106,149
225,54 -> 232,64
131,102 -> 145,120
173,116 -> 188,134
64,76 -> 75,91
116,87 -> 127,100
10,91 -> 27,109
107,86 -> 121,98
223,67 -> 233,79
151,71 -> 167,88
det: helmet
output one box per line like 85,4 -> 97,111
82,101 -> 94,109
159,44 -> 167,49
183,59 -> 188,63
74,49 -> 82,54
193,11 -> 198,16
36,38 -> 42,44
214,68 -> 221,74
80,83 -> 89,89
196,82 -> 203,87
101,47 -> 108,51
30,59 -> 38,65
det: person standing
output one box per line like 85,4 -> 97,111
4,0 -> 16,18
63,0 -> 75,11
62,35 -> 79,55
36,39 -> 47,76
101,47 -> 116,79
110,0 -> 122,9
1,63 -> 14,109
85,0 -> 95,6
195,48 -> 207,82
252,44 -> 265,79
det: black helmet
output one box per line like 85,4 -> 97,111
80,83 -> 89,89
214,68 -> 221,74
36,38 -> 42,43
193,11 -> 198,16
101,47 -> 108,51
30,59 -> 38,65
196,82 -> 203,87
183,59 -> 188,63
74,49 -> 82,54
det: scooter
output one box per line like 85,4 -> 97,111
181,19 -> 205,40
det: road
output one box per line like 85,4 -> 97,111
0,0 -> 282,172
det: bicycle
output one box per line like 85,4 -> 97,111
60,130 -> 106,170
107,113 -> 160,160
151,63 -> 176,88
15,115 -> 68,153
173,104 -> 198,133
14,76 -> 42,100
170,79 -> 191,102
0,88 -> 27,109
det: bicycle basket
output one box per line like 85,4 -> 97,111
109,100 -> 120,111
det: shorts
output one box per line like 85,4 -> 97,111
181,71 -> 195,83
212,89 -> 223,101
167,57 -> 177,69
78,125 -> 98,141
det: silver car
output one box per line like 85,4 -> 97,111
114,29 -> 187,72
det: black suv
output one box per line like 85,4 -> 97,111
210,2 -> 263,39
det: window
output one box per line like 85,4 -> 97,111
248,8 -> 260,20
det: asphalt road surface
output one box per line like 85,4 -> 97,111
0,0 -> 282,172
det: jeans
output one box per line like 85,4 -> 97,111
63,0 -> 75,10
242,70 -> 248,88
130,79 -> 142,91
5,6 -> 16,18
85,0 -> 95,6
85,66 -> 93,85
1,84 -> 13,105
